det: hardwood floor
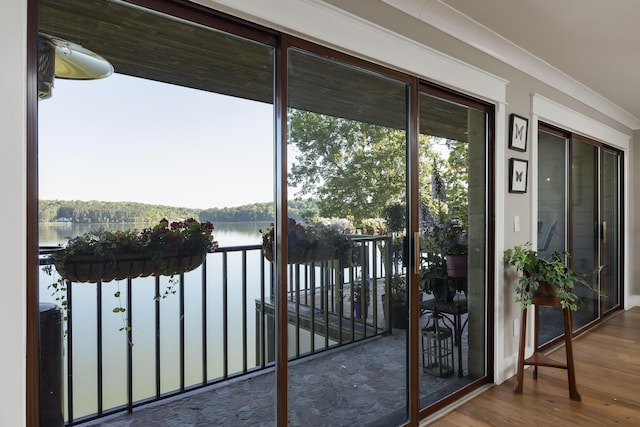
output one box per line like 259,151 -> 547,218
426,307 -> 640,426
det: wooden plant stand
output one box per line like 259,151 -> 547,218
513,283 -> 581,401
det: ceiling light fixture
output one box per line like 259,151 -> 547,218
38,33 -> 114,99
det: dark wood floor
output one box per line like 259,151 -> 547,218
427,307 -> 640,426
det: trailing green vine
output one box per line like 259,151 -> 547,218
43,218 -> 217,342
503,242 -> 604,311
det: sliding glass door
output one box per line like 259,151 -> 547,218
571,139 -> 600,330
418,86 -> 490,412
537,126 -> 622,344
601,149 -> 621,313
286,47 -> 410,426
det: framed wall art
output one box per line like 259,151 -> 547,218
509,114 -> 528,152
509,158 -> 528,193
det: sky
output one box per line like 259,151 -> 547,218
38,73 -> 275,210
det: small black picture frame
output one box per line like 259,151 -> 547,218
509,158 -> 528,193
509,114 -> 528,152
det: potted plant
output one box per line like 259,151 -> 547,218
47,218 -> 217,284
259,217 -> 353,264
419,254 -> 450,303
382,274 -> 407,329
503,242 -> 602,311
441,220 -> 468,278
420,206 -> 467,298
350,276 -> 371,320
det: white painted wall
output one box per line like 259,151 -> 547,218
0,0 -> 27,426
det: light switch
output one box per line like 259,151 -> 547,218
514,215 -> 520,232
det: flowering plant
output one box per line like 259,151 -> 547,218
49,218 -> 217,282
420,205 -> 467,296
259,217 -> 354,263
422,216 -> 467,257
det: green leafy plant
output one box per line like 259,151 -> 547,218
422,216 -> 467,257
419,253 -> 446,295
419,202 -> 468,298
50,218 -> 216,273
351,277 -> 371,305
389,274 -> 407,305
503,242 -> 602,311
384,274 -> 408,329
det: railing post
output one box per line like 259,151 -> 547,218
179,274 -> 185,391
386,236 -> 393,333
96,281 -> 103,416
201,258 -> 208,385
127,278 -> 133,413
66,280 -> 74,425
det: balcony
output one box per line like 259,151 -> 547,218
39,235 -> 476,426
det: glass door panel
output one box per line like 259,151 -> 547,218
601,150 -> 620,313
538,127 -> 622,343
537,130 -> 568,343
39,1 -> 276,422
286,48 -> 409,426
418,91 -> 487,410
571,139 -> 599,331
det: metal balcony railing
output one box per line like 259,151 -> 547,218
39,235 -> 393,426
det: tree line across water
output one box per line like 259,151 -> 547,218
39,199 -> 319,224
40,114 -> 468,229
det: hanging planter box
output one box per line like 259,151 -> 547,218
259,218 -> 354,265
262,245 -> 339,265
47,218 -> 216,284
56,252 -> 207,283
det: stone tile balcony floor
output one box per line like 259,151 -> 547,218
83,316 -> 472,427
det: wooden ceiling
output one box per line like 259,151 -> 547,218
39,0 -> 471,141
39,0 -> 274,104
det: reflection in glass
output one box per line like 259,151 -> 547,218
601,151 -> 620,312
537,131 -> 568,343
418,92 -> 487,409
571,139 -> 600,330
287,48 -> 408,426
38,0 -> 275,421
537,131 -> 621,342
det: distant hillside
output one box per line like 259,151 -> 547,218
39,199 -> 318,224
199,199 -> 317,223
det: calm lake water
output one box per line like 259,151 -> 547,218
38,221 -> 273,419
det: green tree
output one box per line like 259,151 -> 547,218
418,137 -> 469,229
443,139 -> 469,227
288,111 -> 406,224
